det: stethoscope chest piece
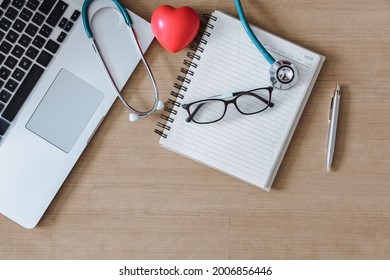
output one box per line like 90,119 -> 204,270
269,60 -> 298,90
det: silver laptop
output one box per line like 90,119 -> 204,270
0,0 -> 154,228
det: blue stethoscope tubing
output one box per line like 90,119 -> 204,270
234,0 -> 275,65
82,0 -> 163,121
234,0 -> 298,90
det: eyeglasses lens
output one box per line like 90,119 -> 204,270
189,100 -> 226,123
235,89 -> 270,114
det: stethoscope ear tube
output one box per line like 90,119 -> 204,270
82,0 -> 132,38
82,0 -> 162,121
234,0 -> 275,65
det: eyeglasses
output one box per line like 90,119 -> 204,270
182,87 -> 274,124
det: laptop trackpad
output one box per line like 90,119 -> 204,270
26,69 -> 104,153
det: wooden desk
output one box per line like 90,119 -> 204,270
1,0 -> 389,259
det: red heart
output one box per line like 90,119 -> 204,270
151,5 -> 200,53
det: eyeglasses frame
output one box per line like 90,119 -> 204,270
182,86 -> 274,124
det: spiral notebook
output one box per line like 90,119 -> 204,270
155,10 -> 325,191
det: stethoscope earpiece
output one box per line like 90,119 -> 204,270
129,100 -> 164,122
129,113 -> 139,122
156,100 -> 165,110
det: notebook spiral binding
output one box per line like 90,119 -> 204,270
154,14 -> 217,138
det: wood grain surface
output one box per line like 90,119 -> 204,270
1,0 -> 389,259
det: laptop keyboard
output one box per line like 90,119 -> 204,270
0,0 -> 80,142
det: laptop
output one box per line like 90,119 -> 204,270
0,0 -> 154,228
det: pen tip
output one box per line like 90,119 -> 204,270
327,167 -> 331,172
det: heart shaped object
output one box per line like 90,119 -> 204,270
151,5 -> 200,53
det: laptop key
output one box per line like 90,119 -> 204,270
0,66 -> 11,80
4,56 -> 18,69
32,12 -> 45,26
19,57 -> 32,70
5,79 -> 18,92
58,17 -> 68,29
32,35 -> 46,48
25,23 -> 38,37
12,19 -> 27,32
0,18 -> 12,32
26,0 -> 39,11
18,33 -> 32,47
39,0 -> 56,15
70,10 -> 81,21
6,29 -> 19,43
45,39 -> 60,53
36,50 -> 53,67
46,1 -> 68,27
0,90 -> 12,103
12,68 -> 26,81
0,41 -> 12,54
11,0 -> 26,9
64,21 -> 73,32
26,46 -> 38,59
39,24 -> 53,38
0,118 -> 10,136
56,31 -> 66,43
11,44 -> 25,58
5,6 -> 19,20
2,64 -> 44,122
20,8 -> 33,22
1,0 -> 11,9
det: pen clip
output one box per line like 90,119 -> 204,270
328,84 -> 340,121
328,97 -> 334,121
335,84 -> 341,97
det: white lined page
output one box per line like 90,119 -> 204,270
160,11 -> 325,190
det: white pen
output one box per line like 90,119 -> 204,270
326,84 -> 341,172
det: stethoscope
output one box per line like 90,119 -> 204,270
234,0 -> 298,90
82,0 -> 164,121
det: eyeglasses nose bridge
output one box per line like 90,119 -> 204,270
228,98 -> 241,112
